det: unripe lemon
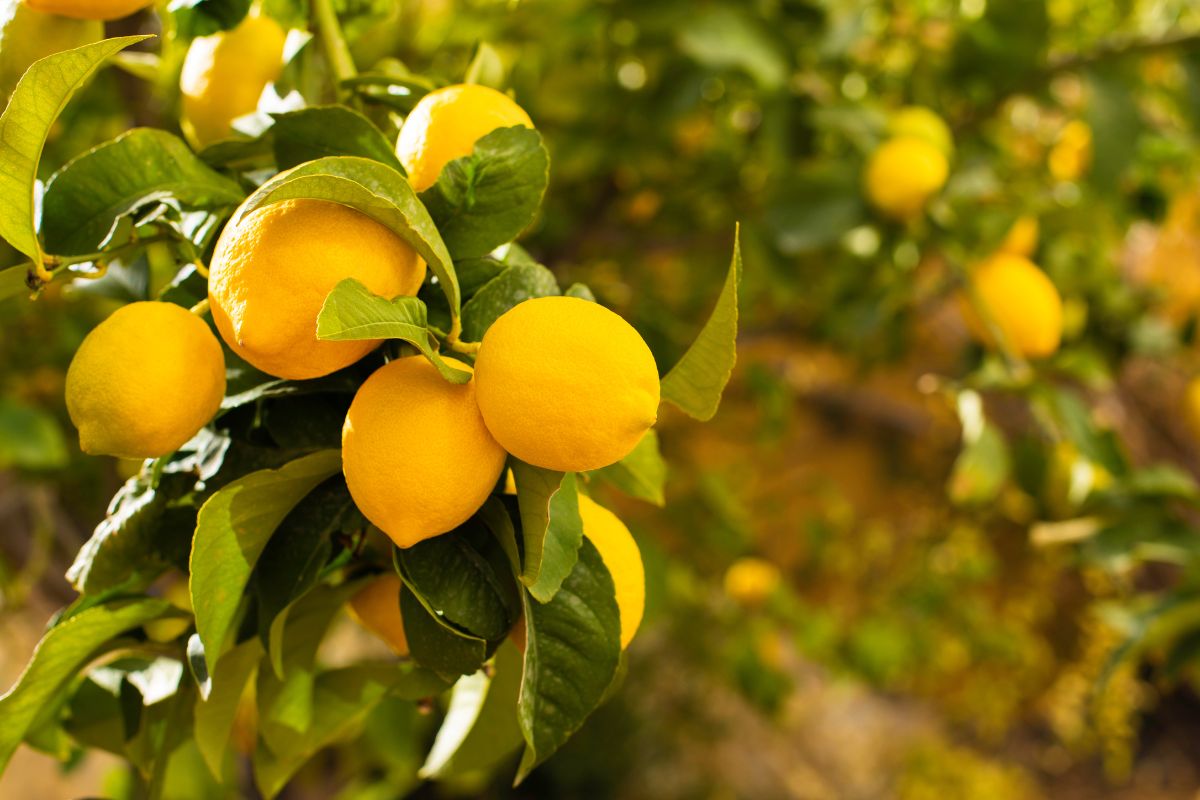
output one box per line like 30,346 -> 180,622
342,356 -> 505,549
965,254 -> 1063,358
23,0 -> 151,20
180,12 -> 286,147
864,136 -> 949,220
998,215 -> 1039,258
396,83 -> 533,192
890,105 -> 954,157
0,1 -> 100,100
473,296 -> 660,473
66,302 -> 225,458
723,557 -> 782,608
579,494 -> 644,649
347,574 -> 409,656
208,198 -> 425,380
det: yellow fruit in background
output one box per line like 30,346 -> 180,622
66,302 -> 225,459
180,12 -> 286,147
474,296 -> 660,473
966,254 -> 1063,358
208,198 -> 425,380
24,0 -> 151,20
864,136 -> 949,219
342,356 -> 506,549
1048,120 -> 1092,182
145,577 -> 193,643
348,574 -> 409,656
396,83 -> 533,191
890,105 -> 954,157
724,557 -> 782,608
579,494 -> 644,649
998,215 -> 1039,258
0,0 -> 101,101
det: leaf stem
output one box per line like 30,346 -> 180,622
443,318 -> 481,355
312,0 -> 357,96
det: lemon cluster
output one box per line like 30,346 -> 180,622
864,106 -> 952,220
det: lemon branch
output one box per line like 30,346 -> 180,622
21,235 -> 176,292
313,0 -> 357,96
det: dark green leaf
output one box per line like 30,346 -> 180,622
271,106 -> 402,172
460,260 -> 560,342
400,585 -> 488,679
511,463 -> 583,603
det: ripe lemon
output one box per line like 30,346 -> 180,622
723,557 -> 781,608
890,105 -> 954,157
864,136 -> 949,220
342,356 -> 506,549
180,12 -> 286,147
208,198 -> 425,380
0,1 -> 100,100
66,302 -> 225,459
473,296 -> 660,473
579,494 -> 644,649
998,215 -> 1039,258
396,83 -> 533,191
1049,120 -> 1092,183
966,254 -> 1063,358
23,0 -> 151,20
348,574 -> 409,656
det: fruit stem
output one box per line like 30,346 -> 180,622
444,318 -> 482,354
189,298 -> 211,317
312,0 -> 358,95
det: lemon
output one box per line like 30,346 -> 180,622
0,1 -> 100,100
342,356 -> 506,549
396,83 -> 533,192
23,0 -> 151,20
890,105 -> 954,157
66,302 -> 225,459
180,12 -> 286,148
348,574 -> 409,656
864,136 -> 949,220
998,215 -> 1039,258
1048,120 -> 1092,183
579,494 -> 644,649
208,198 -> 425,380
966,254 -> 1063,358
473,296 -> 660,473
723,557 -> 781,608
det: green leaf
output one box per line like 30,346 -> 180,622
463,41 -> 505,89
948,424 -> 1011,506
0,263 -> 28,302
0,398 -> 67,470
660,229 -> 741,421
400,585 -> 488,679
271,106 -> 403,172
677,7 -> 787,90
190,450 -> 342,677
0,597 -> 171,772
516,539 -> 621,783
236,156 -> 461,321
395,517 -> 521,642
590,430 -> 667,506
0,35 -> 151,266
765,165 -> 866,255
41,128 -> 244,255
460,260 -> 560,342
511,462 -> 583,603
420,126 -> 549,260
419,638 -> 524,780
193,637 -> 259,778
316,277 -> 471,383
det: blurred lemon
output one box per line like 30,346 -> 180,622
396,83 -> 533,191
998,215 -> 1039,258
865,136 -> 949,220
580,494 -> 644,649
208,198 -> 425,380
474,296 -> 660,472
348,574 -> 409,656
890,105 -> 954,157
24,0 -> 151,20
342,356 -> 506,549
0,0 -> 100,100
66,302 -> 225,459
965,254 -> 1063,359
1048,120 -> 1092,182
723,557 -> 782,607
180,11 -> 286,147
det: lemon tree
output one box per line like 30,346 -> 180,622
0,4 -> 739,798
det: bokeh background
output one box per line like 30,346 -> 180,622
6,0 -> 1200,797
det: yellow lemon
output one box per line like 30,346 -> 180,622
723,557 -> 782,608
1048,120 -> 1092,182
342,356 -> 506,549
23,0 -> 151,20
348,574 -> 409,656
579,494 -> 644,649
890,105 -> 954,157
396,83 -> 533,191
998,215 -> 1039,258
966,254 -> 1063,358
0,1 -> 100,100
473,296 -> 660,473
208,198 -> 425,380
180,12 -> 286,147
66,302 -> 225,459
864,136 -> 949,220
